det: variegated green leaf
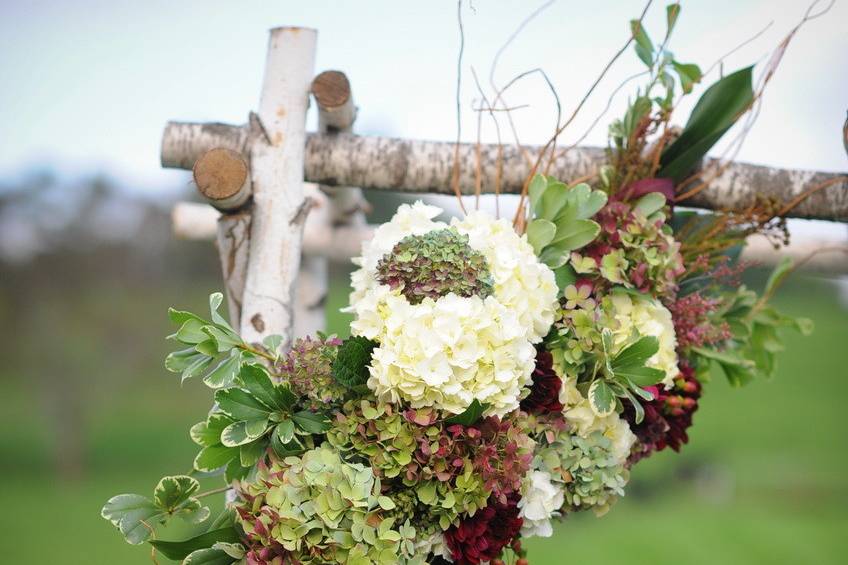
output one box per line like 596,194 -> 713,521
588,380 -> 616,417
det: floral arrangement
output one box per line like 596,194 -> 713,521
104,5 -> 819,565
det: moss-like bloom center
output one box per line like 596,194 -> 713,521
376,228 -> 494,304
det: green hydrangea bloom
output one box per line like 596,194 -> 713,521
534,425 -> 629,517
327,400 -> 531,532
376,228 -> 494,304
235,445 -> 416,564
277,336 -> 347,411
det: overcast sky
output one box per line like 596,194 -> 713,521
0,0 -> 845,234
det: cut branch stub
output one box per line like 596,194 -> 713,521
192,148 -> 251,210
311,70 -> 354,131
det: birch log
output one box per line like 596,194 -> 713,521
161,127 -> 848,222
292,70 -> 365,338
216,211 -> 251,324
239,26 -> 316,345
193,148 -> 252,210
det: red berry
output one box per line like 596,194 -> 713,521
517,559 -> 529,565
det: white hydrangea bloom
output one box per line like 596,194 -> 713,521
347,202 -> 557,417
558,377 -> 636,465
519,470 -> 564,538
452,212 -> 559,343
608,292 -> 679,388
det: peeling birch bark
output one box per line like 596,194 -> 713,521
161,126 -> 848,222
239,26 -> 317,346
216,211 -> 251,325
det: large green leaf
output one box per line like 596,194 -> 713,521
190,414 -> 233,447
149,527 -> 240,560
215,388 -> 272,421
238,364 -> 294,412
220,418 -> 269,447
659,66 -> 754,182
203,351 -> 242,389
291,410 -> 331,434
588,380 -> 616,417
194,445 -> 238,472
551,219 -> 600,251
101,494 -> 163,545
526,219 -> 556,254
612,336 -> 659,370
153,476 -> 199,511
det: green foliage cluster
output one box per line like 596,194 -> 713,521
376,228 -> 494,304
526,176 -> 608,292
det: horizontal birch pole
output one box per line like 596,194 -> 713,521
172,201 -> 847,273
161,123 -> 848,222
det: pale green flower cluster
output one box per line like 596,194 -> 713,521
607,292 -> 679,388
236,445 -> 417,565
348,202 -> 558,417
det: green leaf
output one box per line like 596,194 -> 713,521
209,292 -> 236,333
332,336 -> 377,389
183,548 -> 238,565
271,424 -> 304,458
190,414 -> 232,447
538,247 -> 570,269
620,387 -> 645,424
165,347 -> 205,373
225,456 -> 250,483
215,388 -> 272,421
588,380 -> 616,417
672,61 -> 702,94
203,351 -> 242,389
764,256 -> 793,298
194,445 -> 238,472
149,527 -> 241,561
153,476 -> 199,511
666,3 -> 681,34
179,355 -> 214,385
262,334 -> 284,358
526,219 -> 557,254
238,364 -> 292,412
612,336 -> 659,370
576,188 -> 608,220
377,496 -> 396,511
275,419 -> 295,444
172,319 -> 209,345
240,439 -> 266,467
633,192 -> 666,217
630,20 -> 653,66
691,346 -> 754,368
659,66 -> 754,182
444,399 -> 488,426
616,365 -> 666,387
220,418 -> 269,447
553,264 -> 577,292
203,326 -> 242,353
291,410 -> 331,434
101,494 -> 163,544
551,218 -> 600,251
538,180 -> 570,221
528,174 -> 548,213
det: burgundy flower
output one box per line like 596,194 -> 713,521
521,349 -> 563,415
444,494 -> 523,565
625,360 -> 701,464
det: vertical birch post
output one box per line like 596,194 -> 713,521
240,26 -> 317,345
293,70 -> 364,338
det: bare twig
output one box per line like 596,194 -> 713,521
513,0 -> 655,226
451,0 -> 468,214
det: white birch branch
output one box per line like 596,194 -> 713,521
216,211 -> 251,325
239,26 -> 316,346
161,125 -> 848,222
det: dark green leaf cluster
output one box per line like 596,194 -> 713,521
190,363 -> 330,482
526,175 -> 606,290
376,228 -> 494,304
332,335 -> 377,390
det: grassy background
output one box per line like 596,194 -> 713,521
0,269 -> 846,564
